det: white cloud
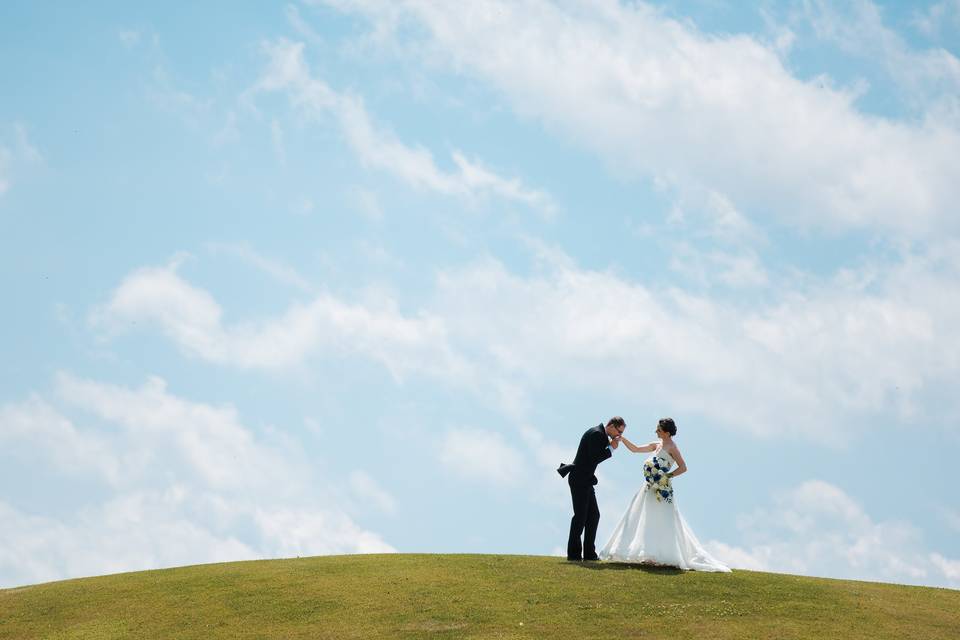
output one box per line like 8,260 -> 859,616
0,374 -> 394,588
118,29 -> 141,48
912,1 -> 960,40
664,185 -> 764,247
148,66 -> 213,129
668,244 -> 769,289
92,258 -> 468,380
54,372 -> 292,490
801,0 -> 960,114
701,541 -> 767,572
0,123 -> 42,196
212,110 -> 240,146
206,242 -> 313,292
97,240 -> 960,441
356,239 -> 404,270
0,395 -> 123,484
13,124 -> 41,164
0,493 -> 257,589
349,187 -> 385,221
322,0 -> 960,237
705,480 -> 960,589
0,146 -> 11,196
254,506 -> 393,556
252,39 -> 556,215
518,424 -> 568,473
349,470 -> 397,514
285,4 -> 325,44
930,553 -> 960,583
430,244 -> 960,439
938,506 -> 960,533
439,427 -> 526,487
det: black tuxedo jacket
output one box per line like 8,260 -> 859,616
558,424 -> 613,486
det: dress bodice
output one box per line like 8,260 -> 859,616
651,447 -> 674,470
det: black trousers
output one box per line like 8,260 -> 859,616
567,479 -> 599,560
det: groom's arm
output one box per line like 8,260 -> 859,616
590,431 -> 614,464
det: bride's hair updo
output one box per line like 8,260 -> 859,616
658,417 -> 677,436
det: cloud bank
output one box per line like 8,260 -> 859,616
0,373 -> 393,588
707,479 -> 960,589
252,39 -> 556,215
320,0 -> 960,237
97,245 -> 960,440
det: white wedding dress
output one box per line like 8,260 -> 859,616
599,447 -> 731,572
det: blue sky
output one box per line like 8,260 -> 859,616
2,0 -> 960,589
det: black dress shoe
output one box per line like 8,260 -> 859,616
583,555 -> 600,562
566,557 -> 582,562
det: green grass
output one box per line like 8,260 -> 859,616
1,554 -> 958,639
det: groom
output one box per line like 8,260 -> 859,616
557,417 -> 625,561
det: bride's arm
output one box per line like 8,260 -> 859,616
668,447 -> 688,479
619,437 -> 657,453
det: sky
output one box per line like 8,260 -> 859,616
2,0 -> 960,590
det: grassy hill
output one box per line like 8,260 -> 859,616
1,554 -> 958,639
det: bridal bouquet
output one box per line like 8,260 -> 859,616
643,456 -> 673,503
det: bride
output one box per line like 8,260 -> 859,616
599,418 -> 730,572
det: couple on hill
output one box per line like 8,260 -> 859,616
558,417 -> 730,571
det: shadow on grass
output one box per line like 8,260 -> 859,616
566,561 -> 684,575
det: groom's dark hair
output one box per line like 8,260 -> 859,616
606,416 -> 626,430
